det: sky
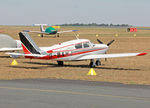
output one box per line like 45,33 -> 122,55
0,0 -> 150,26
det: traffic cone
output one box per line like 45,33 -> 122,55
96,34 -> 99,37
133,34 -> 136,37
87,68 -> 97,75
11,59 -> 18,66
115,34 -> 118,37
37,34 -> 41,37
77,34 -> 80,37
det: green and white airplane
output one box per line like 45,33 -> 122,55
24,24 -> 78,37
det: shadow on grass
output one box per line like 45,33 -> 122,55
8,65 -> 51,69
14,61 -> 141,71
0,56 -> 10,58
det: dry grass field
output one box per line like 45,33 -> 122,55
0,26 -> 150,85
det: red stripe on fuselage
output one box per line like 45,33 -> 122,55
25,47 -> 106,60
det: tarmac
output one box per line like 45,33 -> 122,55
0,79 -> 150,108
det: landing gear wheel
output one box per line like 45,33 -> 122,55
95,60 -> 101,66
89,62 -> 96,68
57,34 -> 59,37
57,61 -> 64,66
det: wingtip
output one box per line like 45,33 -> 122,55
136,53 -> 147,56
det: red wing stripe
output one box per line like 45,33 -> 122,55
136,53 -> 147,56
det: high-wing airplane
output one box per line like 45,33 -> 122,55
7,32 -> 147,67
24,24 -> 78,37
0,34 -> 22,52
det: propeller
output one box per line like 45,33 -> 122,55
97,39 -> 103,44
97,39 -> 115,61
107,40 -> 115,46
97,39 -> 115,46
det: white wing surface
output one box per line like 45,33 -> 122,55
77,53 -> 147,60
57,30 -> 78,34
23,30 -> 48,34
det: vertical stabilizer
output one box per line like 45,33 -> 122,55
19,32 -> 44,54
34,24 -> 48,32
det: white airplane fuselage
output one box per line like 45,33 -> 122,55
33,39 -> 109,61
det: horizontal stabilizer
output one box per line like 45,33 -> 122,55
0,48 -> 22,52
6,52 -> 47,58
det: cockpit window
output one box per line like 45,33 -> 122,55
75,43 -> 82,49
83,42 -> 90,48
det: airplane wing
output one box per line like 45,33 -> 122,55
6,52 -> 47,58
77,53 -> 147,60
57,30 -> 78,34
23,30 -> 48,34
0,48 -> 22,52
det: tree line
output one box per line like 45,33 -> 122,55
57,23 -> 131,27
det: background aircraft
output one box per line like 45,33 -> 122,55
24,24 -> 78,37
7,32 -> 147,67
0,34 -> 22,52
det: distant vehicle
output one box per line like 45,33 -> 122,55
127,28 -> 137,32
0,34 -> 22,52
23,24 -> 78,37
7,32 -> 147,67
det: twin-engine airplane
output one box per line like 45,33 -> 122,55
7,32 -> 147,67
24,24 -> 77,37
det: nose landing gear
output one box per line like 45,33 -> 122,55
89,59 -> 101,67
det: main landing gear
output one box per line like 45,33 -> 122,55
57,61 -> 64,66
89,59 -> 101,68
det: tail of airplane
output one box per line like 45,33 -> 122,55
34,24 -> 48,32
19,32 -> 46,55
40,25 -> 45,32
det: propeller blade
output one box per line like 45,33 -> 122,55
97,39 -> 103,44
107,40 -> 115,46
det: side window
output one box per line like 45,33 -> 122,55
83,42 -> 90,48
57,52 -> 60,57
75,43 -> 82,49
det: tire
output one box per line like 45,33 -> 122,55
96,60 -> 101,66
57,61 -> 64,66
89,62 -> 96,68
